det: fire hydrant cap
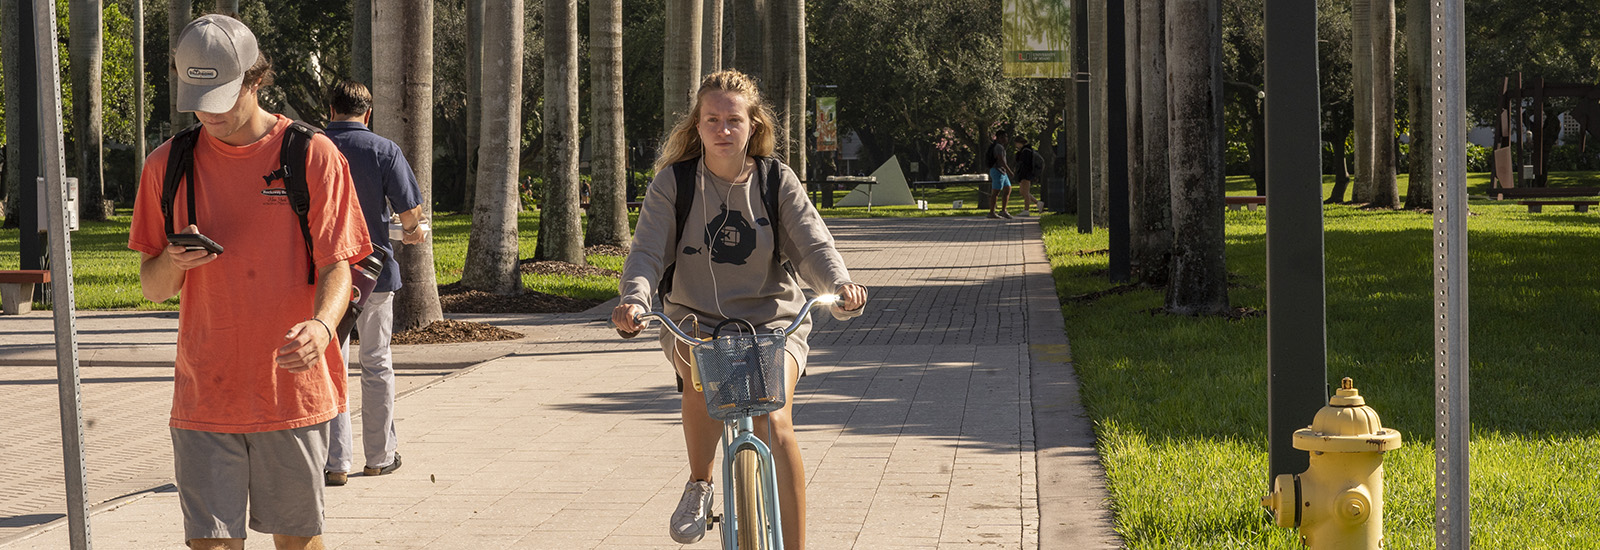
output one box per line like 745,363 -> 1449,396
1292,378 -> 1402,453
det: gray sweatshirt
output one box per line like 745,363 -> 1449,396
619,158 -> 860,364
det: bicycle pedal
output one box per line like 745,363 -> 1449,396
708,514 -> 721,528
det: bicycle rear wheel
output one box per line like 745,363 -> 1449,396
732,447 -> 773,549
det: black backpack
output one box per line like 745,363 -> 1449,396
160,121 -> 323,285
658,156 -> 789,296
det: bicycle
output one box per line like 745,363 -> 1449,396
623,293 -> 839,550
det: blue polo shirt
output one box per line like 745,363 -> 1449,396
324,121 -> 423,293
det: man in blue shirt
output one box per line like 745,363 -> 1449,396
322,80 -> 427,486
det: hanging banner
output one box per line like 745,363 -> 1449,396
816,97 -> 839,152
1003,0 -> 1071,78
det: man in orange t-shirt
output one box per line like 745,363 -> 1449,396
128,15 -> 370,550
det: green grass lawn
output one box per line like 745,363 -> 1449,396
1041,200 -> 1600,547
1225,170 -> 1600,200
1,210 -> 625,310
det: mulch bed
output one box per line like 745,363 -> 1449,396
392,319 -> 524,345
437,282 -> 605,314
518,259 -> 620,278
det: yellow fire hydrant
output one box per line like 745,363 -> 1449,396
1262,377 -> 1402,548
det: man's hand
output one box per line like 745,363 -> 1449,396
165,225 -> 220,271
837,283 -> 868,311
274,319 -> 332,373
612,303 -> 645,337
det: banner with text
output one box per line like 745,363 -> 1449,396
1003,0 -> 1071,78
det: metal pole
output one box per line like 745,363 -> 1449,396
33,0 -> 92,547
1105,0 -> 1129,282
1263,0 -> 1327,484
133,0 -> 146,195
1432,0 -> 1469,547
1073,0 -> 1091,232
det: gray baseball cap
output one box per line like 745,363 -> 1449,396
173,14 -> 259,114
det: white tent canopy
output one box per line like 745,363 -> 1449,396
835,155 -> 915,207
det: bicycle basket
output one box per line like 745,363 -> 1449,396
692,319 -> 787,422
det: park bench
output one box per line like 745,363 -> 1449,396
911,174 -> 990,204
1225,195 -> 1267,210
1517,200 -> 1598,213
0,270 -> 50,315
627,201 -> 643,211
1489,187 -> 1600,200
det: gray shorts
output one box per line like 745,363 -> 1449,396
171,422 -> 330,541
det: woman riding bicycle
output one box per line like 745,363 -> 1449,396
612,69 -> 867,550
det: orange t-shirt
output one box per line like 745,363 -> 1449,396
129,115 -> 373,433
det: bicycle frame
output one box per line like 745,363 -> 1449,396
634,294 -> 838,550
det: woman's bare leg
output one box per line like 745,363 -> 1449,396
675,338 -> 722,482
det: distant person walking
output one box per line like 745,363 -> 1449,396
987,128 -> 1015,219
1012,135 -> 1043,215
128,14 -> 371,550
321,80 -> 428,487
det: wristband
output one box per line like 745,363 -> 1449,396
308,318 -> 333,342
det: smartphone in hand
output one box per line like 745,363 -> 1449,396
167,233 -> 224,255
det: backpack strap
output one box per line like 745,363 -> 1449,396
755,157 -> 797,278
160,124 -> 205,235
659,158 -> 700,297
273,121 -> 323,284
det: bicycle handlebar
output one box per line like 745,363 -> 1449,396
621,294 -> 840,345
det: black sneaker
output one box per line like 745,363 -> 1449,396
363,451 -> 402,477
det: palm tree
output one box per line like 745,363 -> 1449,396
168,0 -> 193,134
1404,0 -> 1432,210
1351,0 -> 1371,203
1133,0 -> 1171,286
731,0 -> 764,80
703,0 -> 723,73
462,0 -> 525,292
351,0 -> 371,85
1089,0 -> 1109,226
587,0 -> 630,248
134,0 -> 147,192
1368,0 -> 1398,208
462,0 -> 483,211
664,0 -> 703,138
1164,0 -> 1228,316
71,0 -> 109,221
374,0 -> 443,331
788,0 -> 806,177
1124,0 -> 1144,270
536,0 -> 585,265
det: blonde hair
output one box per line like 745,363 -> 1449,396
653,70 -> 781,174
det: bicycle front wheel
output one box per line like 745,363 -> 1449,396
732,446 -> 773,549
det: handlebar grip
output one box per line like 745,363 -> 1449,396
617,327 -> 641,339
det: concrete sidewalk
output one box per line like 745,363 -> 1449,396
0,216 -> 1119,549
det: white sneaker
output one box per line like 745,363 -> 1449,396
670,480 -> 715,543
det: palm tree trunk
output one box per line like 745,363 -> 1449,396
1164,0 -> 1228,316
1369,0 -> 1397,208
463,0 -> 525,292
351,0 -> 372,86
462,0 -> 483,211
789,0 -> 806,177
1124,0 -> 1145,275
134,0 -> 147,196
702,0 -> 722,73
664,0 -> 703,140
536,0 -> 584,265
1134,0 -> 1170,287
1088,0 -> 1109,226
763,0 -> 788,160
587,0 -> 630,248
374,0 -> 443,331
1404,0 -> 1432,210
71,0 -> 109,220
1351,0 -> 1372,203
168,0 -> 193,134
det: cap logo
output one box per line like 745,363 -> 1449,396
187,67 -> 219,79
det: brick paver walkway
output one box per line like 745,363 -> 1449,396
0,216 -> 1118,549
